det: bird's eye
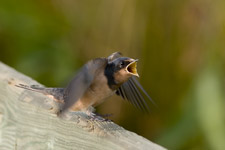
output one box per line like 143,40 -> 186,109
119,61 -> 124,68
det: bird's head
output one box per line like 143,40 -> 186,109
106,57 -> 139,85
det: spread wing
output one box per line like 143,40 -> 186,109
61,58 -> 107,113
116,76 -> 156,112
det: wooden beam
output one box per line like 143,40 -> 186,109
0,62 -> 166,150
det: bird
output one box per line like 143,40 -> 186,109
16,52 -> 155,118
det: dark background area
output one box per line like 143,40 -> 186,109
0,0 -> 225,149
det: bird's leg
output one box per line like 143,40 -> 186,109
86,106 -> 96,114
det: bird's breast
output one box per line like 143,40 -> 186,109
88,71 -> 115,106
70,69 -> 115,111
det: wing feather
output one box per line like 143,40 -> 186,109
116,76 -> 155,112
130,77 -> 157,106
127,79 -> 150,112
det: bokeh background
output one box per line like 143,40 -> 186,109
0,0 -> 225,149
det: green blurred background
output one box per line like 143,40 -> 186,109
0,0 -> 225,149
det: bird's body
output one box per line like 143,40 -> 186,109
16,52 -> 154,115
69,58 -> 115,111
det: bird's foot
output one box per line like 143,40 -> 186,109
94,113 -> 113,118
88,112 -> 113,122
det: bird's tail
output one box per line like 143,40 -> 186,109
15,84 -> 65,102
15,84 -> 47,94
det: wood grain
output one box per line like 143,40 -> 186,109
0,62 -> 166,150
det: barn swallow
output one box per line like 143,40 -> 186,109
16,52 -> 155,117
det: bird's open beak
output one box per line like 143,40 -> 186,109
125,59 -> 139,77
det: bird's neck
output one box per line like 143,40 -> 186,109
104,63 -> 120,90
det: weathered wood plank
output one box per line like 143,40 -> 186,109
0,62 -> 166,150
